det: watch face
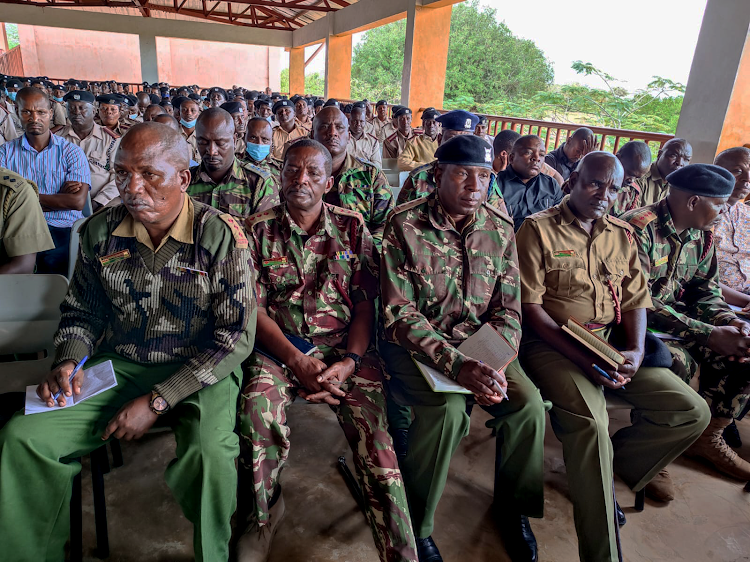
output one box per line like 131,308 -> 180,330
153,397 -> 168,412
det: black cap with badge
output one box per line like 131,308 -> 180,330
435,135 -> 494,170
63,90 -> 95,104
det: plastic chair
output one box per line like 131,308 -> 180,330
68,217 -> 87,279
82,193 -> 93,218
0,274 -> 69,393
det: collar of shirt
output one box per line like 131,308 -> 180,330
502,164 -> 539,186
553,143 -> 576,171
112,194 -> 194,252
648,162 -> 665,184
334,151 -> 364,182
21,132 -> 61,154
426,192 -> 485,233
558,195 -> 613,237
195,157 -> 244,186
655,198 -> 700,243
64,123 -> 105,142
280,201 -> 336,243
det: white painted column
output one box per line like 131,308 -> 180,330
138,33 -> 159,84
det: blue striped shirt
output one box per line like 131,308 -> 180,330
0,133 -> 91,228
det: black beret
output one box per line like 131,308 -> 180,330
393,107 -> 412,118
123,95 -> 137,107
63,90 -> 95,104
436,110 -> 479,132
667,164 -> 735,198
273,99 -> 294,113
159,99 -> 173,108
6,78 -> 22,89
390,105 -> 404,115
51,84 -> 66,92
314,99 -> 325,108
254,98 -> 271,108
96,94 -> 122,106
421,108 -> 441,121
148,93 -> 161,104
324,98 -> 339,108
30,79 -> 44,87
159,86 -> 169,93
343,104 -> 353,113
376,100 -> 388,108
187,93 -> 201,102
478,116 -> 489,125
352,101 -> 366,110
290,95 -> 302,103
271,92 -> 281,97
142,81 -> 149,86
435,135 -> 493,169
226,92 -> 235,101
306,98 -> 314,107
220,101 -> 243,114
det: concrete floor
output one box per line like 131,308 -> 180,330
77,404 -> 750,562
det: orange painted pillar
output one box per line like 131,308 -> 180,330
717,33 -> 750,153
325,34 -> 351,100
0,23 -> 9,52
401,3 -> 452,127
289,46 -> 305,96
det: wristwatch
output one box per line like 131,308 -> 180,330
342,352 -> 362,372
150,390 -> 170,415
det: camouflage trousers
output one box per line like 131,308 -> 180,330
239,349 -> 418,562
665,341 -> 750,418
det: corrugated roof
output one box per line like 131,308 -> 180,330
0,0 -> 356,30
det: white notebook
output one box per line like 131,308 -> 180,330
413,324 -> 517,394
25,360 -> 118,415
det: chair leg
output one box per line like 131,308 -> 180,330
91,447 -> 110,559
110,438 -> 124,468
337,456 -> 366,515
69,460 -> 83,562
634,489 -> 645,512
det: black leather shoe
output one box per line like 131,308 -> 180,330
616,501 -> 626,527
416,536 -> 442,562
391,428 -> 409,461
499,515 -> 538,562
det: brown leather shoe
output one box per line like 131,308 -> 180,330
644,469 -> 675,502
685,417 -> 750,481
236,492 -> 286,562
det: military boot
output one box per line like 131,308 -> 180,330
236,491 -> 286,562
685,417 -> 750,480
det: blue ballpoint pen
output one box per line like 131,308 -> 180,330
52,355 -> 88,403
591,363 -> 625,389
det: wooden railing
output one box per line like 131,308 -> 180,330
0,46 -> 24,77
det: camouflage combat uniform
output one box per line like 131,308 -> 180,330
240,202 -> 417,562
240,153 -> 283,181
623,200 -> 750,418
380,192 -> 546,538
395,159 -> 508,213
610,179 -> 643,218
324,151 -> 395,249
188,157 -> 280,219
635,162 -> 671,207
0,196 -> 257,562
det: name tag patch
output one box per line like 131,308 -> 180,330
176,266 -> 208,277
99,249 -> 130,266
553,250 -> 575,258
654,255 -> 668,267
263,256 -> 288,268
335,250 -> 354,260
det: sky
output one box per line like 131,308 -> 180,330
283,0 -> 708,92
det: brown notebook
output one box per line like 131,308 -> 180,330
561,318 -> 625,369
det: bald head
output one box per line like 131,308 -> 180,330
616,141 -> 652,187
568,152 -> 624,221
196,107 -> 234,133
153,114 -> 180,131
143,104 -> 165,122
576,151 -> 624,183
195,108 -> 235,175
715,146 -> 750,206
657,138 -> 692,178
119,122 -> 189,170
714,146 -> 750,169
563,127 -> 595,163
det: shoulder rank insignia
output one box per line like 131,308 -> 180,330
99,249 -> 130,266
627,209 -> 657,230
219,214 -> 248,249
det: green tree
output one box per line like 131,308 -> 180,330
4,24 -> 19,49
280,68 -> 325,96
350,0 -> 554,105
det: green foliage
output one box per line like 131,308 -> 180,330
5,24 -> 19,50
280,68 -> 325,97
351,19 -> 407,102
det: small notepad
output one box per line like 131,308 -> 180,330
25,360 -> 118,415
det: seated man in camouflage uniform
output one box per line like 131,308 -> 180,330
623,163 -> 750,481
397,110 -> 506,212
0,123 -> 257,562
237,139 -> 417,562
381,135 -> 546,562
313,106 -> 394,249
187,108 -> 280,219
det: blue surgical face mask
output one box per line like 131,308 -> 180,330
129,113 -> 138,120
201,96 -> 207,101
53,96 -> 64,103
180,118 -> 197,129
8,91 -> 17,101
245,142 -> 271,162
265,116 -> 273,123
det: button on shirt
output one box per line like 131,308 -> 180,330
0,133 -> 90,228
517,195 -> 652,327
496,165 -> 563,231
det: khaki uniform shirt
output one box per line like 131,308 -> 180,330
517,195 -> 652,327
56,124 -> 121,207
635,162 -> 671,208
397,134 -> 438,171
347,132 -> 382,169
383,129 -> 417,159
0,168 -> 55,265
181,127 -> 201,164
4,100 -> 21,133
295,117 -> 312,135
272,123 -> 307,160
0,105 -> 19,147
372,119 -> 394,143
51,100 -> 68,128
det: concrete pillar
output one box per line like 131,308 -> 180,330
400,0 -> 452,126
675,0 -> 750,163
138,33 -> 159,84
1,23 -> 9,52
289,46 -> 305,95
324,29 -> 351,100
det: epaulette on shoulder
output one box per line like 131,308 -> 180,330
330,205 -> 365,224
525,206 -> 560,222
0,169 -> 32,192
246,206 -> 280,229
242,160 -> 271,180
102,127 -> 119,140
218,213 -> 248,249
392,196 -> 426,216
607,214 -> 634,231
626,208 -> 657,231
353,155 -> 377,169
385,132 -> 398,143
367,133 -> 379,142
484,202 -> 514,226
410,160 -> 436,178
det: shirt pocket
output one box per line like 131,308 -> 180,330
325,257 -> 353,297
600,258 -> 629,301
468,253 -> 502,301
404,253 -> 447,302
261,263 -> 300,291
545,255 -> 587,298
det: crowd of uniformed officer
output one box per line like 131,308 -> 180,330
0,75 -> 749,562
